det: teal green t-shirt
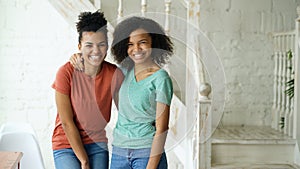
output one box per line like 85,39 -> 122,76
112,68 -> 173,149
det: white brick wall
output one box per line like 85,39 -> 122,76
0,0 -> 77,168
0,0 -> 300,168
200,0 -> 300,126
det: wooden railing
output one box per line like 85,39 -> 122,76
294,7 -> 300,162
271,31 -> 295,136
272,7 -> 300,161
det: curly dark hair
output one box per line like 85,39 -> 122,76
111,16 -> 173,69
76,10 -> 108,44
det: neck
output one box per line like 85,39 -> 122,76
134,60 -> 158,73
133,62 -> 160,82
84,64 -> 102,78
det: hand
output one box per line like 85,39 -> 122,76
69,53 -> 84,71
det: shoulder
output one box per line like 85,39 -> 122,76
52,62 -> 74,93
155,69 -> 171,80
57,62 -> 74,77
154,69 -> 173,88
102,61 -> 117,71
102,61 -> 123,78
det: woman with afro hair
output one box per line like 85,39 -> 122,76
109,16 -> 173,169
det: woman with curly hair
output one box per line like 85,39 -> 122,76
52,10 -> 121,169
109,16 -> 173,169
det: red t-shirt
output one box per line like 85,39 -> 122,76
51,61 -> 123,150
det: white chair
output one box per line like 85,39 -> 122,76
0,122 -> 45,169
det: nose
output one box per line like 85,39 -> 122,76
132,43 -> 141,52
92,45 -> 101,55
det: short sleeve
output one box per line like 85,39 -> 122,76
155,75 -> 173,106
52,62 -> 73,95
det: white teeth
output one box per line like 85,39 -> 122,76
90,55 -> 100,60
134,53 -> 143,58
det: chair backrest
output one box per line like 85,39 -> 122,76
0,122 -> 45,169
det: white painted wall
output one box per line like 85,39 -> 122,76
0,0 -> 300,168
199,0 -> 300,126
0,0 -> 77,168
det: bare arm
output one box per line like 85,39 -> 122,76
146,102 -> 170,169
55,91 -> 90,169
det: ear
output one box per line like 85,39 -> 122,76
78,43 -> 81,50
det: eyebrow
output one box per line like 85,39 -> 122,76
84,41 -> 106,45
139,39 -> 148,41
128,38 -> 148,43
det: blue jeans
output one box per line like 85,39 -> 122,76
110,146 -> 167,169
53,142 -> 108,169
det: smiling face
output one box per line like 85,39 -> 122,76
78,31 -> 108,67
127,28 -> 153,66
